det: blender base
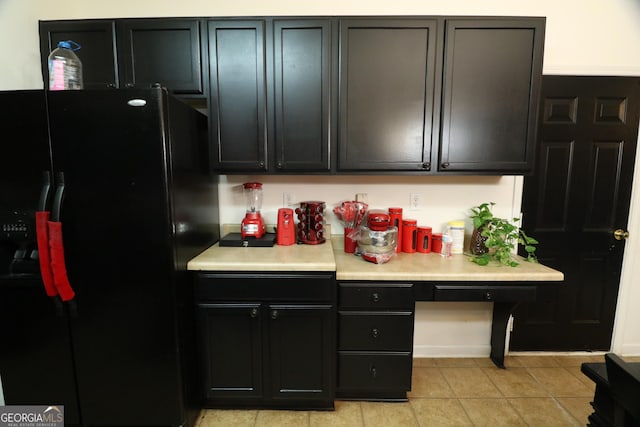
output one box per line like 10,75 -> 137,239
219,232 -> 277,247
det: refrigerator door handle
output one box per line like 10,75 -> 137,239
51,172 -> 65,222
38,171 -> 52,211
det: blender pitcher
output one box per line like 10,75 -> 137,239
241,182 -> 266,239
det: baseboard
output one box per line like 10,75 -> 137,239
413,344 -> 491,358
618,344 -> 640,356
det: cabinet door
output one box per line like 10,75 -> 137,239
117,19 -> 203,94
338,19 -> 439,171
208,20 -> 267,172
439,18 -> 544,173
267,304 -> 334,402
197,303 -> 263,402
273,20 -> 333,172
39,20 -> 118,89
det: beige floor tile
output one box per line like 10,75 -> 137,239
512,355 -> 561,367
441,367 -> 502,398
508,397 -> 581,426
254,409 -> 309,427
622,355 -> 640,362
473,356 -> 522,368
433,358 -> 478,367
310,401 -> 363,427
564,364 -> 598,389
481,367 -> 549,397
526,367 -> 594,397
553,355 -> 605,367
361,401 -> 418,427
410,398 -> 473,426
459,398 -> 527,426
413,357 -> 438,367
556,396 -> 594,425
200,409 -> 258,427
408,367 -> 455,398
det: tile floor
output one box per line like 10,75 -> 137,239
195,354 -> 640,427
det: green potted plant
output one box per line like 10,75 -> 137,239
468,202 -> 539,267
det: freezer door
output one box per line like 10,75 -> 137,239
46,89 -> 186,426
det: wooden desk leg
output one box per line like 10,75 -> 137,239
490,302 -> 520,369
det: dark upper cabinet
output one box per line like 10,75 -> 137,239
207,20 -> 267,172
39,19 -> 203,94
117,19 -> 203,94
39,20 -> 118,90
338,19 -> 439,172
438,18 -> 544,173
272,19 -> 333,172
207,19 -> 334,173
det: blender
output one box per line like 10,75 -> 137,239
241,182 -> 266,239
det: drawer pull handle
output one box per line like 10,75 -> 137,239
370,366 -> 377,379
270,310 -> 278,320
250,308 -> 258,318
371,328 -> 380,339
485,291 -> 493,300
371,292 -> 381,303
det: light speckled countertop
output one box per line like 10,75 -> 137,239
188,236 -> 564,282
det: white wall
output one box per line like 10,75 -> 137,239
1,0 -> 640,358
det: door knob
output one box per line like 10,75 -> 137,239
614,229 -> 629,240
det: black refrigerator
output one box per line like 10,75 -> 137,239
0,88 -> 219,426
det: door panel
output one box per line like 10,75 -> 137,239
511,76 -> 640,351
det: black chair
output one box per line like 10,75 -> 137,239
605,353 -> 640,426
581,353 -> 640,427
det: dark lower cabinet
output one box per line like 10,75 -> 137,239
337,283 -> 415,400
195,272 -> 335,409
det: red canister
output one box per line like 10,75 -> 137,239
401,219 -> 417,253
416,226 -> 432,253
432,233 -> 443,254
389,207 -> 403,253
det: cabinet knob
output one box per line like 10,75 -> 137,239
371,328 -> 380,339
484,291 -> 493,300
371,292 -> 381,303
423,162 -> 431,170
370,366 -> 378,379
107,83 -> 117,89
258,160 -> 265,168
270,309 -> 279,320
125,83 -> 134,88
250,308 -> 258,318
276,162 -> 283,169
441,162 -> 450,169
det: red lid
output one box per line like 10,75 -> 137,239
243,182 -> 262,189
368,212 -> 390,231
402,219 -> 417,226
418,226 -> 432,232
388,207 -> 403,214
432,232 -> 443,240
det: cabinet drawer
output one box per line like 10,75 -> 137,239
338,352 -> 412,392
339,312 -> 414,351
196,272 -> 335,302
339,283 -> 414,309
434,285 -> 536,302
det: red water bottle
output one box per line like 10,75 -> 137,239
388,207 -> 403,253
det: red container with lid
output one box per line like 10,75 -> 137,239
401,219 -> 417,253
432,233 -> 443,253
416,226 -> 432,253
388,207 -> 403,253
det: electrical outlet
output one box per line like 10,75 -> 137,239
410,193 -> 420,210
283,192 -> 294,207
